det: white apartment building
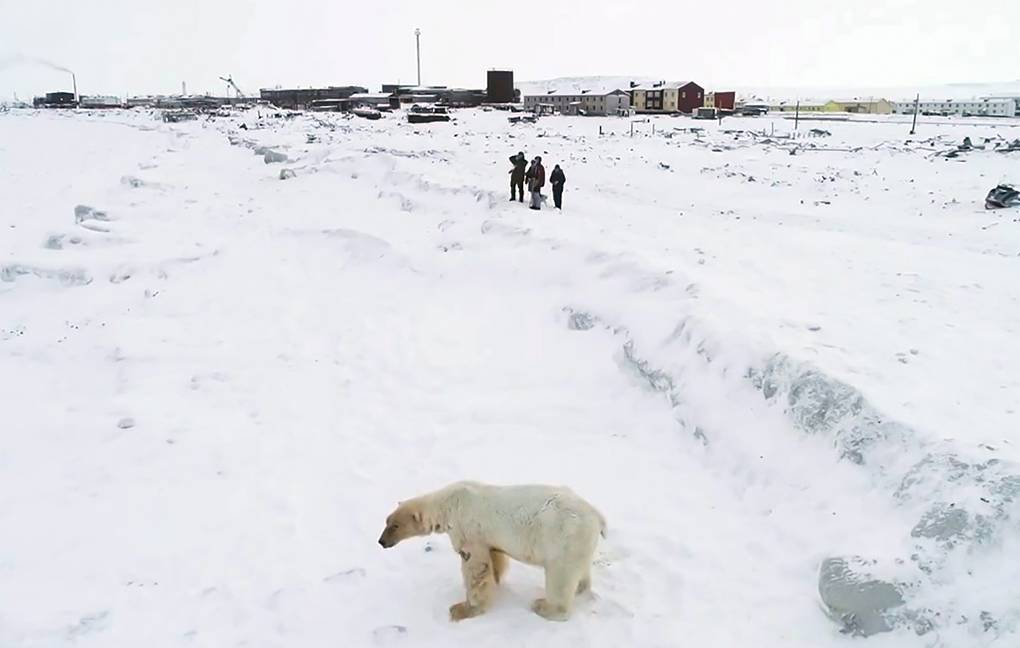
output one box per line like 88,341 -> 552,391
892,97 -> 1017,117
523,89 -> 631,116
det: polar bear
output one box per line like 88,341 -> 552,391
378,481 -> 607,622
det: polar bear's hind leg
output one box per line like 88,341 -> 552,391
532,562 -> 581,622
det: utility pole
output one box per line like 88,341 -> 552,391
910,93 -> 920,135
415,28 -> 422,87
794,100 -> 800,130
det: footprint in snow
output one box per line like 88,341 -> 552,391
372,625 -> 407,644
323,567 -> 366,583
67,611 -> 111,638
587,595 -> 634,619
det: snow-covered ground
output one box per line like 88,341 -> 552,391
1,107 -> 1019,647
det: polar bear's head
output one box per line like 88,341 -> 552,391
378,500 -> 429,548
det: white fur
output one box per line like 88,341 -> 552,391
410,481 -> 606,621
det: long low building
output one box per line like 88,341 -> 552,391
891,98 -> 1017,117
825,98 -> 893,114
766,99 -> 893,115
259,86 -> 367,110
523,88 -> 631,116
79,95 -> 122,109
349,93 -> 402,110
770,100 -> 827,113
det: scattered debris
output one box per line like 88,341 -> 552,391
161,110 -> 197,123
985,185 -> 1020,210
352,108 -> 382,121
407,113 -> 450,124
263,150 -> 288,164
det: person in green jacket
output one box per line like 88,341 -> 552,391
508,152 -> 527,202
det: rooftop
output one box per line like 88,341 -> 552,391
526,86 -> 628,97
830,97 -> 890,104
260,86 -> 365,93
631,81 -> 698,91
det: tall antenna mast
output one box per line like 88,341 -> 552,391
415,28 -> 422,87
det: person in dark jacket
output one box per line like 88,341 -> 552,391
508,152 -> 527,202
525,156 -> 545,210
550,164 -> 566,209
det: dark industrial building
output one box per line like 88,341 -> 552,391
486,70 -> 515,103
259,86 -> 367,110
309,99 -> 353,112
33,91 -> 76,108
439,89 -> 488,107
382,84 -> 447,97
378,84 -> 487,108
349,93 -> 402,110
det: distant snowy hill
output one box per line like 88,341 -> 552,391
518,76 -> 1020,102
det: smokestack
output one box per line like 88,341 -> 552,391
182,81 -> 187,96
72,72 -> 78,103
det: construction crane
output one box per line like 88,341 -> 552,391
219,75 -> 246,100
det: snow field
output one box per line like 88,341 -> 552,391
1,107 -> 1018,646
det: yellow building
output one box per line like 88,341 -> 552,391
631,81 -> 705,114
770,101 -> 826,113
823,98 -> 893,114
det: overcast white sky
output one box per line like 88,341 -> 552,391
1,0 -> 1018,100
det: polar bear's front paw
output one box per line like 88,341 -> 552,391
449,601 -> 481,622
531,598 -> 569,622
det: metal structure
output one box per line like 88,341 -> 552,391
910,93 -> 920,135
219,75 -> 246,100
415,29 -> 422,86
